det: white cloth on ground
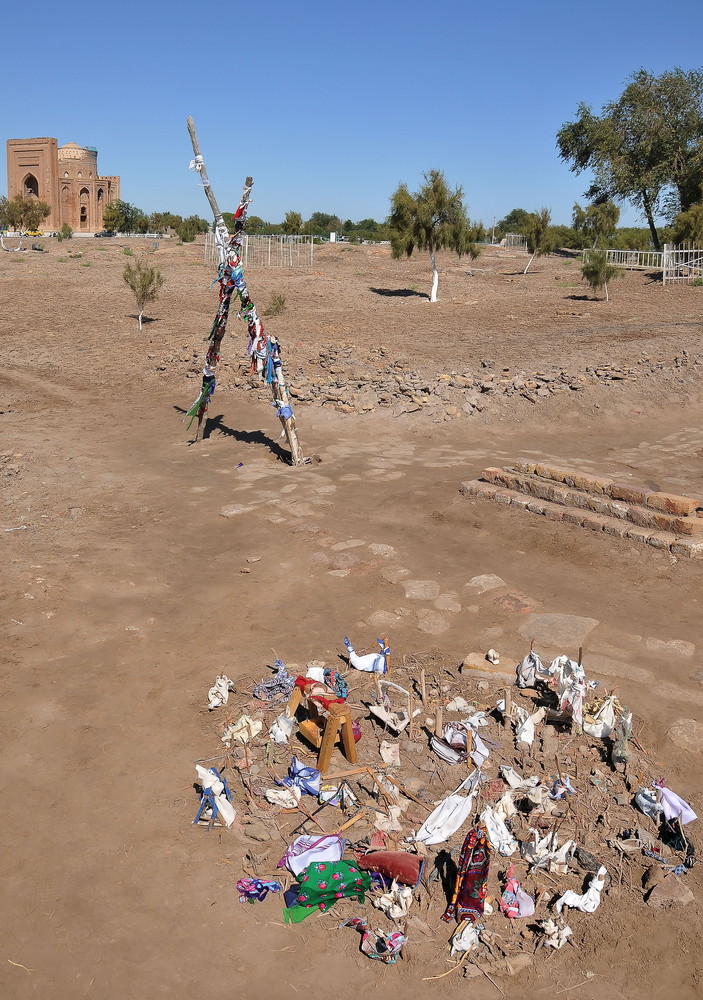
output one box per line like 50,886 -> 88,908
269,712 -> 295,745
500,765 -> 540,790
481,804 -> 518,856
539,918 -> 573,949
265,786 -> 301,809
207,674 -> 235,710
556,865 -> 607,914
450,922 -> 480,956
194,764 -> 236,827
410,771 -> 483,845
653,782 -> 698,825
516,650 -> 544,688
583,695 -> 618,738
372,881 -> 413,919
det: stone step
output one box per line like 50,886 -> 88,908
459,480 -> 703,558
480,467 -> 703,536
508,462 -> 703,517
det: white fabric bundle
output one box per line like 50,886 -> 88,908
194,765 -> 236,827
556,866 -> 607,914
411,771 -> 483,845
481,805 -> 518,856
207,674 -> 235,710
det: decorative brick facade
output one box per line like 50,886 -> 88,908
6,137 -> 120,232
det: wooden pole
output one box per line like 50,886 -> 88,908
185,117 -> 306,466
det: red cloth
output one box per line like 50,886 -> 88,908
356,851 -> 424,887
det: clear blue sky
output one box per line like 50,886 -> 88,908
4,0 -> 702,228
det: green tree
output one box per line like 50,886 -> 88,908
123,258 -> 165,329
581,249 -> 621,301
56,222 -> 73,242
496,207 -> 531,236
572,200 -> 620,247
177,215 -> 209,242
672,200 -> 703,244
523,208 -> 555,273
557,68 -> 703,252
388,169 -> 479,302
282,210 -> 303,234
0,194 -> 51,232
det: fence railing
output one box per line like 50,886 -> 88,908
662,243 -> 703,284
582,248 -> 663,270
582,243 -> 703,284
204,233 -> 314,268
503,233 -> 528,248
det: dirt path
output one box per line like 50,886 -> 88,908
1,239 -> 701,1000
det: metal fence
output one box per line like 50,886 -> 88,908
582,244 -> 703,284
582,248 -> 664,270
503,233 -> 528,248
662,242 -> 703,285
204,233 -> 314,268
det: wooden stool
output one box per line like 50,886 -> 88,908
287,684 -> 358,773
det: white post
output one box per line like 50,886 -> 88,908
429,249 -> 439,302
662,243 -> 669,286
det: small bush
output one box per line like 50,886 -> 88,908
692,277 -> 703,287
81,261 -> 92,267
123,257 -> 165,329
581,250 -> 621,300
57,256 -> 68,263
263,292 -> 286,317
123,247 -> 133,256
56,222 -> 73,242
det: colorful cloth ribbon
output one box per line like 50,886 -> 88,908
441,827 -> 491,923
277,755 -> 321,796
283,861 -> 371,923
236,879 -> 281,903
341,918 -> 406,963
253,660 -> 295,703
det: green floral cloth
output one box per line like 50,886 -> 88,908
283,860 -> 371,923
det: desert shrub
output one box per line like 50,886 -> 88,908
57,222 -> 73,242
581,250 -> 621,300
123,258 -> 164,329
263,292 -> 286,316
123,247 -> 133,256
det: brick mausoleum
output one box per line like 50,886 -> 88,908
6,137 -> 120,232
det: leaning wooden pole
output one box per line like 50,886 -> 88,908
185,116 -> 305,464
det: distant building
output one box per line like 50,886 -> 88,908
6,137 -> 120,231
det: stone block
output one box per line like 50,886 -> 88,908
562,508 -> 586,526
461,652 -> 516,686
588,496 -> 611,515
606,482 -> 650,505
671,538 -> 703,558
647,530 -> 676,550
549,485 -> 571,506
542,502 -> 565,521
667,717 -> 703,752
607,501 -> 630,520
628,507 -> 658,529
652,511 -> 680,532
494,489 -> 514,505
602,519 -> 628,538
564,472 -> 612,494
496,469 -> 521,490
526,500 -> 546,514
534,463 -> 566,482
530,479 -> 557,502
481,467 -> 503,484
460,481 -> 499,498
510,461 -> 536,474
625,526 -> 653,543
646,492 -> 700,516
466,574 -> 506,593
581,513 -> 609,532
510,494 -> 532,509
673,516 -> 703,536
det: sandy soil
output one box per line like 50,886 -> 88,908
1,236 -> 701,1000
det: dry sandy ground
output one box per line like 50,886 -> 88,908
1,237 -> 702,1000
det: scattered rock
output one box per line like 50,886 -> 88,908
416,609 -> 450,634
244,821 -> 271,843
403,579 -> 441,600
666,718 -> 703,753
518,613 -> 599,647
466,574 -> 506,594
646,874 -> 694,907
381,566 -> 410,584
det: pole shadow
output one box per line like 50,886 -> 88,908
173,406 -> 291,462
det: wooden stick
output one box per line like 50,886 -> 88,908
338,810 -> 366,832
421,951 -> 469,981
420,669 -> 427,708
383,774 -> 432,811
435,705 -> 444,738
